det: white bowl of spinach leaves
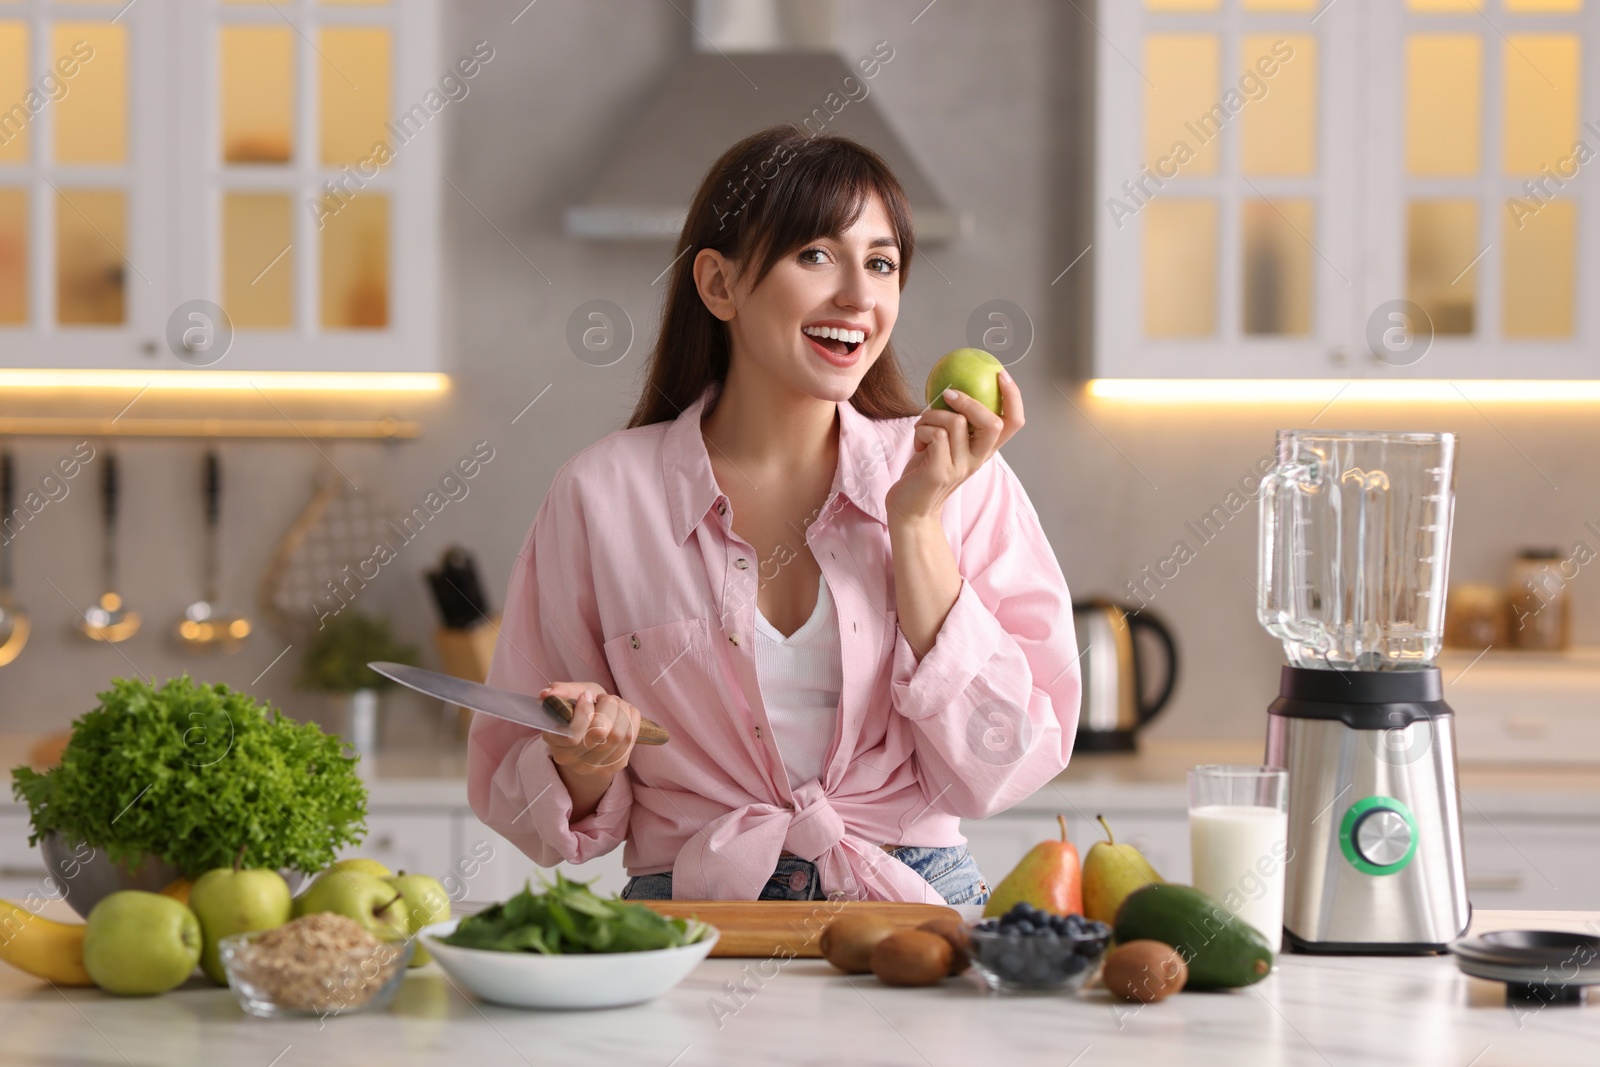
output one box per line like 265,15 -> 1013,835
419,872 -> 718,1010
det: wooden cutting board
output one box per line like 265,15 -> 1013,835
634,900 -> 962,958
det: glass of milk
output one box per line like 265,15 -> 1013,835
1187,765 -> 1289,951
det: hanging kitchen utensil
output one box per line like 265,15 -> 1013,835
174,448 -> 251,652
258,465 -> 395,639
78,450 -> 140,643
0,450 -> 31,666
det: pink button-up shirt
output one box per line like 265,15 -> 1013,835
467,381 -> 1082,902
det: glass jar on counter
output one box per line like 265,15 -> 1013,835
1444,583 -> 1509,649
1507,548 -> 1572,651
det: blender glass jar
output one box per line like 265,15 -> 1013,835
1258,430 -> 1457,671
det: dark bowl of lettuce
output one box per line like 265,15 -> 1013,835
418,872 -> 718,1010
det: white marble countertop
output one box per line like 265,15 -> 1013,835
1,905 -> 1596,1065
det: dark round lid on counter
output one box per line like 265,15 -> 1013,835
1450,930 -> 1600,1005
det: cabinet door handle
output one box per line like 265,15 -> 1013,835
1467,874 -> 1524,892
0,865 -> 48,880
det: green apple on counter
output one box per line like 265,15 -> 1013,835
292,869 -> 410,941
926,347 -> 1004,416
1082,813 -> 1165,926
190,850 -> 293,985
384,871 -> 451,967
83,891 -> 203,996
329,857 -> 392,878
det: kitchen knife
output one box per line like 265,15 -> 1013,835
367,661 -> 670,745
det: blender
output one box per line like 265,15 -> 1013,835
1259,430 -> 1471,954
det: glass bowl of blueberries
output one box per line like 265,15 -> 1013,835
965,903 -> 1113,994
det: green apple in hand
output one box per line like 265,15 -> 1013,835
292,869 -> 409,940
329,857 -> 392,878
384,871 -> 451,967
926,347 -> 1004,416
190,850 -> 293,985
84,890 -> 203,996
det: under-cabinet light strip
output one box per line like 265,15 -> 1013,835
1087,380 -> 1600,403
0,370 -> 450,393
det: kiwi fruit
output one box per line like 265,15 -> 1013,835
870,930 -> 953,987
1102,940 -> 1188,1003
916,915 -> 971,975
820,914 -> 897,974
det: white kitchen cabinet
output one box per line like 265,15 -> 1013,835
0,0 -> 442,374
0,811 -> 51,903
2,777 -> 1593,914
334,810 -> 454,882
1462,817 -> 1600,913
1094,2 -> 1600,380
458,818 -> 629,904
1440,648 -> 1600,765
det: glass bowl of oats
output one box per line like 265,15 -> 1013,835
219,912 -> 414,1019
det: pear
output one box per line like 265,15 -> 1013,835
1082,813 -> 1165,925
982,814 -> 1083,918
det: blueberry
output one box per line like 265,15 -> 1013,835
1060,953 -> 1090,977
1013,920 -> 1035,935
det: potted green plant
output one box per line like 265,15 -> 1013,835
10,674 -> 368,918
297,612 -> 420,758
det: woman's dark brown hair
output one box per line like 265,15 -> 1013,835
626,125 -> 922,428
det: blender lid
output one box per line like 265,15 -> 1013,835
1450,930 -> 1600,1003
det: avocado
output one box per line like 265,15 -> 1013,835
1111,884 -> 1274,990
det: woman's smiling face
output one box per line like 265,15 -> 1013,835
698,192 -> 901,404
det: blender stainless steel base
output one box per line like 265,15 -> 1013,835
1265,665 -> 1472,954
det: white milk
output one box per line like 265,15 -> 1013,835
1189,804 -> 1289,949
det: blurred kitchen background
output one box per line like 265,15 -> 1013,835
1,0 -> 1597,905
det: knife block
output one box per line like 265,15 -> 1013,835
432,614 -> 501,742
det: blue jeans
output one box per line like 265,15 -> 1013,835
619,844 -> 990,904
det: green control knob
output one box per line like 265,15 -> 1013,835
1339,796 -> 1419,876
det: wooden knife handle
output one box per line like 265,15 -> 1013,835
542,694 -> 670,745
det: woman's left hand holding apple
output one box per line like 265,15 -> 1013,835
885,369 -> 1025,525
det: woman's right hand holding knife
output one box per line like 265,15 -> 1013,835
537,681 -> 642,821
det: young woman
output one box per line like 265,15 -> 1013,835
467,126 -> 1081,904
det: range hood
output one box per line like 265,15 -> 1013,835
565,0 -> 958,244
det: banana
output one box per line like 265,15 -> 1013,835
0,899 -> 95,987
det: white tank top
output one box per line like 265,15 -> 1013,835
753,571 -> 842,787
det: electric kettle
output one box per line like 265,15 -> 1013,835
1072,598 -> 1179,752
